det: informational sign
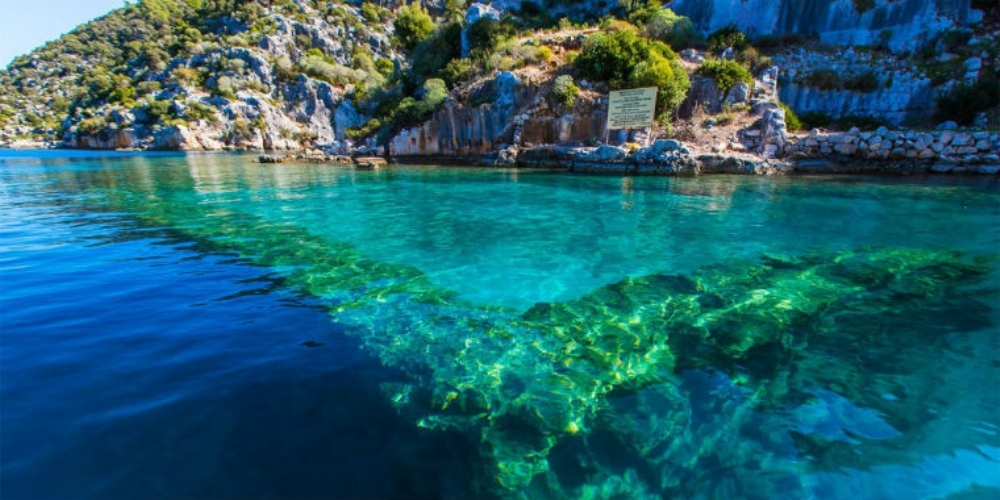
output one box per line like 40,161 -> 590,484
606,87 -> 658,130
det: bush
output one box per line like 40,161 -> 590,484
576,29 -> 690,119
411,22 -> 463,83
465,17 -> 515,58
778,102 -> 803,130
645,8 -> 700,50
300,55 -> 363,86
736,46 -> 773,74
552,75 -> 579,107
754,33 -> 808,50
440,58 -> 474,88
629,56 -> 690,121
575,28 -> 658,88
394,2 -> 434,50
172,67 -> 202,87
273,56 -> 299,82
421,78 -> 448,108
361,2 -> 387,23
843,71 -> 880,93
619,0 -> 660,24
799,111 -> 833,130
804,69 -> 880,92
802,69 -> 840,90
537,45 -> 553,63
934,70 -> 1000,125
834,115 -> 884,130
142,99 -> 173,124
184,100 -> 217,124
696,59 -> 753,93
707,25 -> 749,53
853,0 -> 875,13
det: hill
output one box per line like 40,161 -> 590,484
0,0 -> 996,155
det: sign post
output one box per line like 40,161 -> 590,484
605,87 -> 657,146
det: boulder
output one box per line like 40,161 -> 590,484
725,82 -> 750,104
584,145 -> 628,161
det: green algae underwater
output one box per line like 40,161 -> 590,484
31,156 -> 1000,499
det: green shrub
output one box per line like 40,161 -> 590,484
696,59 -> 753,93
934,70 -> 1000,125
843,71 -> 880,93
778,102 -> 803,131
940,29 -> 972,54
360,2 -> 382,23
754,33 -> 809,50
645,8 -> 700,50
184,100 -> 217,124
707,25 -> 749,53
802,69 -> 840,90
440,58 -> 474,88
834,115 -> 884,130
537,45 -> 553,63
575,28 -> 659,88
273,56 -> 300,82
736,46 -> 772,74
141,99 -> 173,124
853,0 -> 875,13
552,75 -> 579,107
172,67 -> 202,87
465,17 -> 515,58
228,119 -> 254,142
411,22 -> 463,83
300,55 -> 363,86
421,78 -> 448,108
619,0 -> 660,24
576,29 -> 690,119
804,69 -> 880,92
77,116 -> 108,135
799,111 -> 833,130
394,2 -> 434,50
375,57 -> 395,78
629,56 -> 690,121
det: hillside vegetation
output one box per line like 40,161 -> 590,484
0,0 -> 996,151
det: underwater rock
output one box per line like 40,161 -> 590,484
72,181 -> 999,499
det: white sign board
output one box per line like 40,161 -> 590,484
606,87 -> 658,130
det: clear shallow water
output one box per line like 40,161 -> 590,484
1,150 -> 998,499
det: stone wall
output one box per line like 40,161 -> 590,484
784,127 -> 1000,174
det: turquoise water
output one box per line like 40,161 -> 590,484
1,150 -> 999,499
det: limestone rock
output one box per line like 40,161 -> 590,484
725,82 -> 750,104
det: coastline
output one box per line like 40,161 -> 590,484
7,134 -> 999,177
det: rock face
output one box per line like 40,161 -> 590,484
774,50 -> 935,125
670,0 -> 980,54
757,106 -> 788,158
391,71 -> 612,156
3,1 -> 393,151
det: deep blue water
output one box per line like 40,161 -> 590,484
1,150 -> 998,499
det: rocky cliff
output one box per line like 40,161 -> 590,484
669,0 -> 982,54
0,0 -> 390,150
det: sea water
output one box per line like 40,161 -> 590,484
1,151 -> 998,499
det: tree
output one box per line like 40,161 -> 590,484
575,30 -> 691,119
645,8 -> 699,50
394,2 -> 434,51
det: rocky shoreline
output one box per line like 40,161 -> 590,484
8,135 -> 999,177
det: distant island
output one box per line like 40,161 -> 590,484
1,0 -> 997,174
